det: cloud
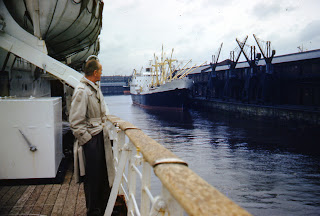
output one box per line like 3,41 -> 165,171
251,2 -> 282,19
299,20 -> 320,42
99,0 -> 320,76
201,0 -> 236,8
105,0 -> 140,12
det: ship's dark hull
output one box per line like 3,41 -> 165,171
131,89 -> 189,111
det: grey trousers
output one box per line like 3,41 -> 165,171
83,131 -> 111,216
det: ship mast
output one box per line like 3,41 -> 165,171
172,59 -> 192,80
166,48 -> 177,82
159,45 -> 166,84
149,60 -> 155,87
180,61 -> 207,79
152,54 -> 160,86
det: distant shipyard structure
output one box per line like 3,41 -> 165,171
100,76 -> 131,95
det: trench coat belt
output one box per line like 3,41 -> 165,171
88,117 -> 106,126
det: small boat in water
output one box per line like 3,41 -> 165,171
123,85 -> 130,95
130,47 -> 194,111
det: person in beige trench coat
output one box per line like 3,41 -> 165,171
69,58 -> 115,216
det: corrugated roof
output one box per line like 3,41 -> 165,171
271,49 -> 320,64
188,65 -> 210,74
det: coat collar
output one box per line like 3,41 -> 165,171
80,77 -> 99,92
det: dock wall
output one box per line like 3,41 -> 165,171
189,97 -> 320,125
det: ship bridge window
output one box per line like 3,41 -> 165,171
146,68 -> 151,72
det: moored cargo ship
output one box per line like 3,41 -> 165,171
129,47 -> 195,111
130,74 -> 193,110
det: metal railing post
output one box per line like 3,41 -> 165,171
150,186 -> 183,216
104,142 -> 131,216
115,129 -> 126,196
127,145 -> 137,215
161,186 -> 183,216
141,161 -> 151,216
117,130 -> 125,157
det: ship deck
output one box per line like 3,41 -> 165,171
0,159 -> 126,215
0,160 -> 86,215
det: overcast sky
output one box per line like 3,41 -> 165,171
99,0 -> 320,76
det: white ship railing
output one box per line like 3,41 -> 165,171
104,115 -> 251,216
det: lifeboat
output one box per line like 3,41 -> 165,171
3,0 -> 103,68
66,38 -> 100,70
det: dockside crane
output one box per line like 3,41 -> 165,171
223,37 -> 247,100
253,34 -> 276,74
236,36 -> 257,68
229,36 -> 246,71
236,36 -> 260,102
253,34 -> 277,104
207,43 -> 223,98
211,42 -> 223,72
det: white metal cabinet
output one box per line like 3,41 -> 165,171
0,97 -> 63,179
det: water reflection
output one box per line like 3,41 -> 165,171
105,95 -> 320,216
144,109 -> 194,130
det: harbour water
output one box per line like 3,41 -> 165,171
105,95 -> 320,216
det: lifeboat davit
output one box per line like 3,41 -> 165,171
3,0 -> 103,68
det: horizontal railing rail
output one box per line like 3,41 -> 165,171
104,115 -> 251,216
